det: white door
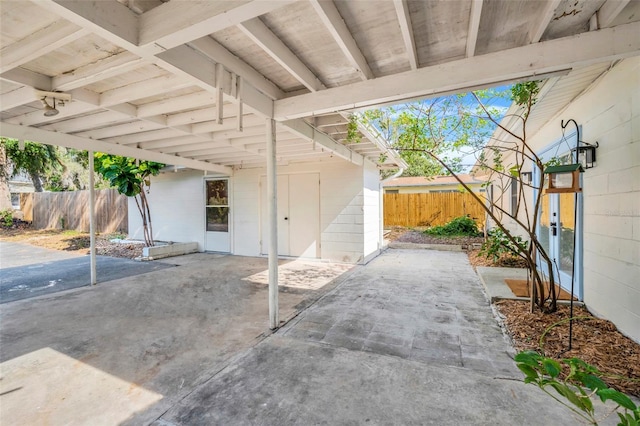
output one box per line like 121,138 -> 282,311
205,179 -> 231,252
261,173 -> 320,257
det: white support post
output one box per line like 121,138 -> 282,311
237,76 -> 244,132
88,150 -> 97,285
266,118 -> 279,329
215,63 -> 224,125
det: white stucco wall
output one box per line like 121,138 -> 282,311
493,58 -> 640,342
128,169 -> 206,250
131,158 -> 384,264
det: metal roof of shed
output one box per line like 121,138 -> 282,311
1,0 -> 639,175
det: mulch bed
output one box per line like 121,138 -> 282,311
496,300 -> 640,397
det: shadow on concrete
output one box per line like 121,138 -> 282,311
1,255 -> 175,304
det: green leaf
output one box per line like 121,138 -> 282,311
542,358 -> 562,378
597,389 -> 637,411
517,364 -> 539,381
579,374 -> 608,392
548,382 -> 591,413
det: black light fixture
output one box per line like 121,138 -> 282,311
521,171 -> 532,184
572,141 -> 598,169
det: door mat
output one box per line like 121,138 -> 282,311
504,279 -> 577,301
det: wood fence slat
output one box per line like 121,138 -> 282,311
24,189 -> 128,234
384,192 -> 486,229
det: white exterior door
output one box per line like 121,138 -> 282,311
205,179 -> 231,252
261,173 -> 319,257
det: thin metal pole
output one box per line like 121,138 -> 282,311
266,118 -> 279,329
88,150 -> 97,285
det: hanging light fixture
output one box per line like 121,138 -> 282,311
572,141 -> 599,169
41,97 -> 59,117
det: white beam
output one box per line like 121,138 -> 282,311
274,21 -> 640,120
191,114 -> 265,134
310,0 -> 373,80
1,123 -> 232,175
0,20 -> 88,73
138,135 -> 217,151
282,119 -> 363,165
137,91 -> 215,117
74,119 -> 165,140
597,0 -> 631,28
43,0 -> 139,48
139,1 -> 295,50
266,116 -> 279,329
393,0 -> 418,70
104,128 -> 186,145
40,111 -> 131,133
53,52 -> 144,91
238,18 -> 325,92
528,0 -> 562,43
0,87 -> 38,110
1,68 -> 52,91
99,75 -> 192,107
466,0 -> 483,57
88,149 -> 96,285
189,37 -> 284,100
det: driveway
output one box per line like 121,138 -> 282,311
0,249 -> 610,425
0,241 -> 174,303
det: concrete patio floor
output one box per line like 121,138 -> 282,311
1,249 -> 614,425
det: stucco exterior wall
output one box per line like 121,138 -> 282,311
363,160 -> 382,261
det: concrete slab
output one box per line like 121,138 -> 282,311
476,266 -> 529,302
0,240 -> 81,268
0,254 -> 352,425
157,249 -> 615,425
0,241 -> 174,303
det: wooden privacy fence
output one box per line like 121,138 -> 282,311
20,189 -> 128,233
384,192 -> 486,228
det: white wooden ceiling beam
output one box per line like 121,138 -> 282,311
1,122 -> 232,175
238,18 -> 325,92
40,111 -> 132,133
0,87 -> 39,110
528,0 -> 562,43
103,128 -> 186,145
466,0 -> 483,57
159,140 -> 233,154
166,105 -> 236,127
191,115 -> 265,134
139,1 -> 295,51
136,91 -> 215,117
192,152 -> 262,162
99,75 -> 193,107
73,119 -> 166,139
597,0 -> 631,28
53,52 -> 144,91
0,20 -> 89,74
138,135 -> 218,151
42,0 -> 275,119
189,37 -> 284,100
393,0 -> 418,70
41,0 -> 139,49
1,68 -> 52,92
157,45 -> 274,118
282,119 -> 363,165
309,0 -> 373,80
274,21 -> 640,120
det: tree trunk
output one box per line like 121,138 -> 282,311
0,144 -> 12,211
30,172 -> 44,192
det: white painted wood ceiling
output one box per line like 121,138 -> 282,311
1,0 -> 638,175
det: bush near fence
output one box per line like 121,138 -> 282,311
384,192 -> 486,229
20,189 -> 128,234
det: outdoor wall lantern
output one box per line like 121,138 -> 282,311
543,164 -> 583,193
572,141 -> 599,169
521,171 -> 532,184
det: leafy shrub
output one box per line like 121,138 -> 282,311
515,351 -> 640,425
479,227 -> 527,261
423,215 -> 481,237
0,209 -> 13,227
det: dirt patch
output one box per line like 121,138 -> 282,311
504,278 -> 576,301
0,227 -> 143,260
495,300 -> 640,397
386,226 -> 484,246
467,249 -> 528,269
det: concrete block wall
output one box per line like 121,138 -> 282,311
524,58 -> 640,342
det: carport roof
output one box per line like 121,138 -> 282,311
1,0 -> 639,175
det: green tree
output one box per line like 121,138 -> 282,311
1,138 -> 62,192
93,153 -> 164,246
362,83 -> 561,313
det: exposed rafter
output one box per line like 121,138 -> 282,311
282,119 -> 363,165
0,21 -> 88,74
139,1 -> 295,51
274,21 -> 640,120
238,18 -> 326,92
528,0 -> 562,43
393,0 -> 418,69
597,0 -> 632,28
466,0 -> 483,57
309,0 -> 373,80
1,123 -> 232,175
